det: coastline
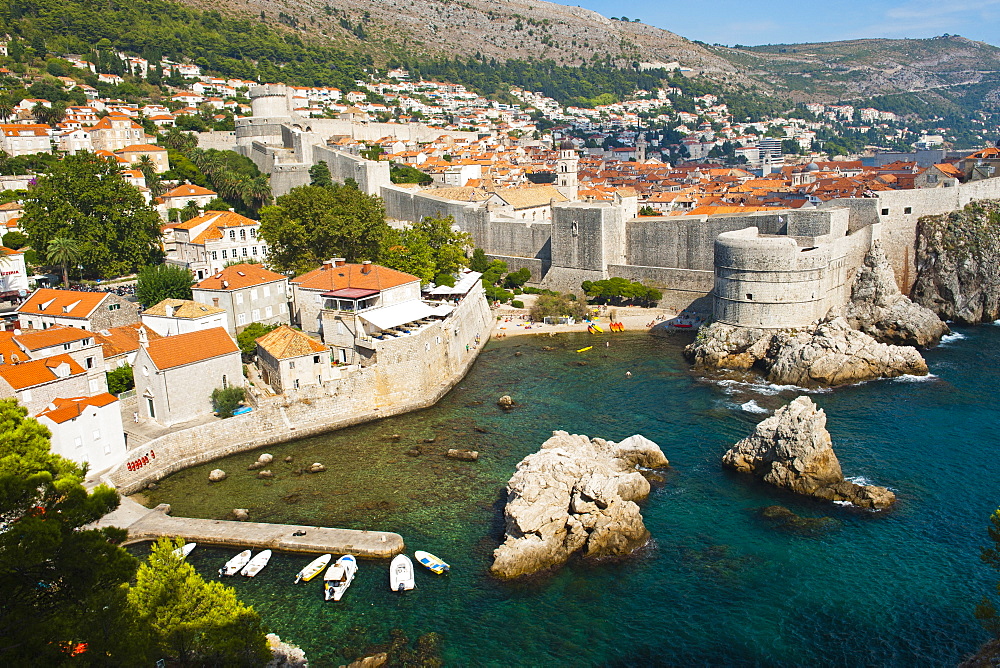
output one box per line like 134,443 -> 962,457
494,306 -> 684,338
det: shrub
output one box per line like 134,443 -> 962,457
529,294 -> 587,321
106,365 -> 134,394
511,300 -> 524,309
211,386 -> 245,418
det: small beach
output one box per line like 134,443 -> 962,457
493,301 -> 693,337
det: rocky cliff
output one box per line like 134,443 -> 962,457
722,396 -> 896,509
912,199 -> 1000,324
685,318 -> 928,387
491,431 -> 668,579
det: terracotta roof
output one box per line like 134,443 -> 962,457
144,327 -> 238,370
143,299 -> 226,319
17,289 -> 107,320
255,325 -> 327,359
0,354 -> 85,390
162,183 -> 216,198
116,144 -> 165,153
292,262 -> 418,292
36,393 -> 118,424
175,210 -> 257,245
195,264 -> 287,291
494,185 -> 567,210
92,324 -> 162,359
14,326 -> 93,351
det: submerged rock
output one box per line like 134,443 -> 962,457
840,240 -> 948,347
491,431 -> 668,579
257,470 -> 274,479
233,508 -> 249,521
723,396 -> 896,509
208,469 -> 227,482
446,448 -> 479,461
757,505 -> 841,536
258,453 -> 274,464
308,462 -> 326,473
497,395 -> 515,409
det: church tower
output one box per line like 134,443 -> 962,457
556,139 -> 579,201
636,130 -> 647,163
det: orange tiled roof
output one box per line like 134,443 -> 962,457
14,325 -> 93,351
175,210 -> 256,245
36,393 -> 118,424
292,262 -> 418,292
17,289 -> 108,319
195,264 -> 287,291
93,323 -> 161,359
0,354 -> 85,389
145,327 -> 238,370
162,183 -> 216,198
255,325 -> 327,360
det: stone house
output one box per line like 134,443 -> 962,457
17,288 -> 140,331
9,326 -> 108,395
36,393 -> 126,474
134,327 -> 241,427
0,354 -> 91,415
115,144 -> 170,173
158,184 -> 218,220
192,264 -> 290,334
255,325 -> 332,393
140,299 -> 228,337
0,124 -> 52,156
914,163 -> 962,189
290,259 -> 422,361
88,113 -> 146,152
167,211 -> 268,280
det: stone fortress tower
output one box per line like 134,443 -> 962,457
555,139 -> 579,202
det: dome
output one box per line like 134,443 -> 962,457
559,139 -> 575,151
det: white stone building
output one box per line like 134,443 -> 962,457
167,211 -> 267,280
192,264 -> 290,334
140,299 -> 229,337
255,325 -> 332,393
36,393 -> 126,473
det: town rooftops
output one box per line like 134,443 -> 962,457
292,260 -> 418,292
255,325 -> 327,360
195,263 -> 287,291
93,323 -> 161,359
36,393 -> 118,424
17,288 -> 109,319
144,327 -> 238,370
143,299 -> 226,319
14,326 -> 93,352
0,354 -> 85,389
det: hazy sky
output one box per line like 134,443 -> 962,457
565,0 -> 1000,46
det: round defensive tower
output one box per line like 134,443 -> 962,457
249,83 -> 292,119
713,227 -> 832,329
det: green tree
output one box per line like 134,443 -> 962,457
2,231 -> 26,250
47,237 -> 84,287
504,267 -> 531,289
389,163 -> 433,185
0,399 -> 141,664
237,321 -> 279,357
106,364 -> 135,394
469,248 -> 490,272
211,386 -> 246,418
132,155 -> 163,198
136,264 -> 195,307
259,184 -> 390,273
381,216 -> 471,284
127,538 -> 269,664
529,293 -> 588,321
309,161 -> 334,188
21,152 -> 162,278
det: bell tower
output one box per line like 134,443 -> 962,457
556,139 -> 579,201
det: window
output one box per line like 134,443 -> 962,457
237,313 -> 246,325
212,251 -> 218,260
280,303 -> 287,313
263,285 -> 270,297
93,429 -> 101,441
74,436 -> 83,449
250,289 -> 258,301
314,355 -> 321,364
236,293 -> 244,305
108,303 -> 120,311
104,442 -> 111,455
146,397 -> 155,419
222,374 -> 228,389
229,230 -> 236,240
240,229 -> 246,240
85,356 -> 94,369
89,378 -> 101,393
242,247 -> 248,257
142,365 -> 149,376
881,208 -> 889,215
252,246 -> 258,256
63,343 -> 71,350
317,375 -> 322,385
222,249 -> 228,259
21,389 -> 32,402
746,294 -> 753,300
250,228 -> 256,238
289,361 -> 295,369
265,305 -> 273,318
904,206 -> 912,214
337,321 -> 345,335
251,309 -> 260,321
294,379 -> 300,389
571,221 -> 579,237
213,298 -> 220,307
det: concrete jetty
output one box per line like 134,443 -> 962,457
120,504 -> 404,558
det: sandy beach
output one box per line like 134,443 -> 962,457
492,304 -> 693,338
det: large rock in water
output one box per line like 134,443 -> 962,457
491,431 -> 668,579
840,240 -> 948,347
722,396 -> 896,509
685,318 -> 928,387
912,199 -> 1000,324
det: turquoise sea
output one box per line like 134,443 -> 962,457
144,326 -> 999,666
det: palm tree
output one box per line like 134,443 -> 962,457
0,95 -> 12,123
133,155 -> 163,198
243,174 -> 272,214
47,237 -> 85,287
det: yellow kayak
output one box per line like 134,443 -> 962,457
589,323 -> 604,333
577,346 -> 592,352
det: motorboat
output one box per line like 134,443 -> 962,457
219,550 -> 252,577
389,554 -> 415,592
323,555 -> 357,601
172,542 -> 196,559
414,550 -> 450,574
240,550 -> 272,577
294,554 -> 332,584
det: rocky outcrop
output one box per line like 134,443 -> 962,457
208,469 -> 226,482
912,199 -> 1000,324
491,431 -> 668,579
265,633 -> 308,667
497,395 -> 515,409
723,396 -> 896,509
446,448 -> 479,461
685,317 -> 928,387
840,240 -> 949,347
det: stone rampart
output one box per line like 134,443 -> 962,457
105,288 -> 493,494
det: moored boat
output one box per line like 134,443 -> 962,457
220,550 -> 252,576
389,554 -> 416,592
324,555 -> 357,601
294,554 -> 332,584
414,550 -> 450,574
240,550 -> 272,577
172,542 -> 196,559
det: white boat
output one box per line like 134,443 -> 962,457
323,555 -> 357,601
240,550 -> 272,577
414,550 -> 450,574
294,554 -> 332,584
172,542 -> 196,559
389,554 -> 415,592
219,550 -> 252,577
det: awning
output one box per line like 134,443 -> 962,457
428,270 -> 482,296
359,300 -> 436,331
429,303 -> 454,317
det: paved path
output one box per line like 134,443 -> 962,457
111,503 -> 404,558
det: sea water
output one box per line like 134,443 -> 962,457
145,327 -> 999,666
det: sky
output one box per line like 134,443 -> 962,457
565,0 -> 1000,46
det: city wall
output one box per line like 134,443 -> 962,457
105,288 -> 493,494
